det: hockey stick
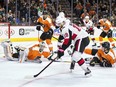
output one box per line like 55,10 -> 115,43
25,56 -> 58,79
33,57 -> 58,78
113,37 -> 116,41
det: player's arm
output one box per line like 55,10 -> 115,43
36,17 -> 44,31
57,35 -> 64,48
57,29 -> 72,58
84,48 -> 98,56
61,29 -> 72,50
103,23 -> 111,31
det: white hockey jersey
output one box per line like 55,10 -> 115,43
83,20 -> 93,30
60,23 -> 89,50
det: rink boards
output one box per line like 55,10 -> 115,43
0,26 -> 116,57
0,26 -> 116,42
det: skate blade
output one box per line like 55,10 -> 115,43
85,73 -> 92,77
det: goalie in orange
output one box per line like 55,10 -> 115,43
1,40 -> 52,63
84,41 -> 116,67
19,42 -> 52,63
36,13 -> 55,53
97,18 -> 115,48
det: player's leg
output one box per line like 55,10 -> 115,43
72,37 -> 91,76
46,39 -> 53,53
107,30 -> 116,48
99,31 -> 107,45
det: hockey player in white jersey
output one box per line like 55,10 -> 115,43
83,16 -> 97,48
57,12 -> 74,55
55,16 -> 91,76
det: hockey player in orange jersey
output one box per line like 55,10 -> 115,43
97,18 -> 115,48
19,42 -> 51,63
84,41 -> 116,67
36,12 -> 55,53
1,40 -> 52,63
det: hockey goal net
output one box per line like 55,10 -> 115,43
0,23 -> 10,57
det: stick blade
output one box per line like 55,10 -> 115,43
24,75 -> 34,79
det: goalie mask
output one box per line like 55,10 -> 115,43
102,42 -> 110,54
39,42 -> 45,52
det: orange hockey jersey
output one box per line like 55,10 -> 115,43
84,48 -> 116,64
99,19 -> 112,31
27,44 -> 50,60
37,16 -> 54,32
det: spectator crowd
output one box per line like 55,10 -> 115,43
0,0 -> 116,26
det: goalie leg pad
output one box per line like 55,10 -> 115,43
1,41 -> 14,61
19,50 -> 27,63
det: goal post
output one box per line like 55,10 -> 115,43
0,22 -> 10,41
0,22 -> 10,57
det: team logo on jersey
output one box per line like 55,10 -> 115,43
64,33 -> 68,38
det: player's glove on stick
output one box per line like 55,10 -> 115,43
57,49 -> 64,58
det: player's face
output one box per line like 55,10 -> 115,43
102,47 -> 109,54
85,18 -> 89,22
56,22 -> 64,30
43,15 -> 48,20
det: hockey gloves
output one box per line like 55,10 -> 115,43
36,25 -> 41,31
57,49 -> 64,58
100,58 -> 112,67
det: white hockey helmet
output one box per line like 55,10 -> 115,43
85,16 -> 89,19
59,12 -> 65,18
55,16 -> 65,26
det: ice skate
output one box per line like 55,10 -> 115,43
37,59 -> 42,63
35,56 -> 42,63
85,67 -> 91,77
70,61 -> 75,73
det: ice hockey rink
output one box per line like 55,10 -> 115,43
0,41 -> 116,87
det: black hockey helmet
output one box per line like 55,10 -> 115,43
102,42 -> 110,53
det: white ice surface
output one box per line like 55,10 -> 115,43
0,41 -> 116,87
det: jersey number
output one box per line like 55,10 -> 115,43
72,24 -> 81,31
